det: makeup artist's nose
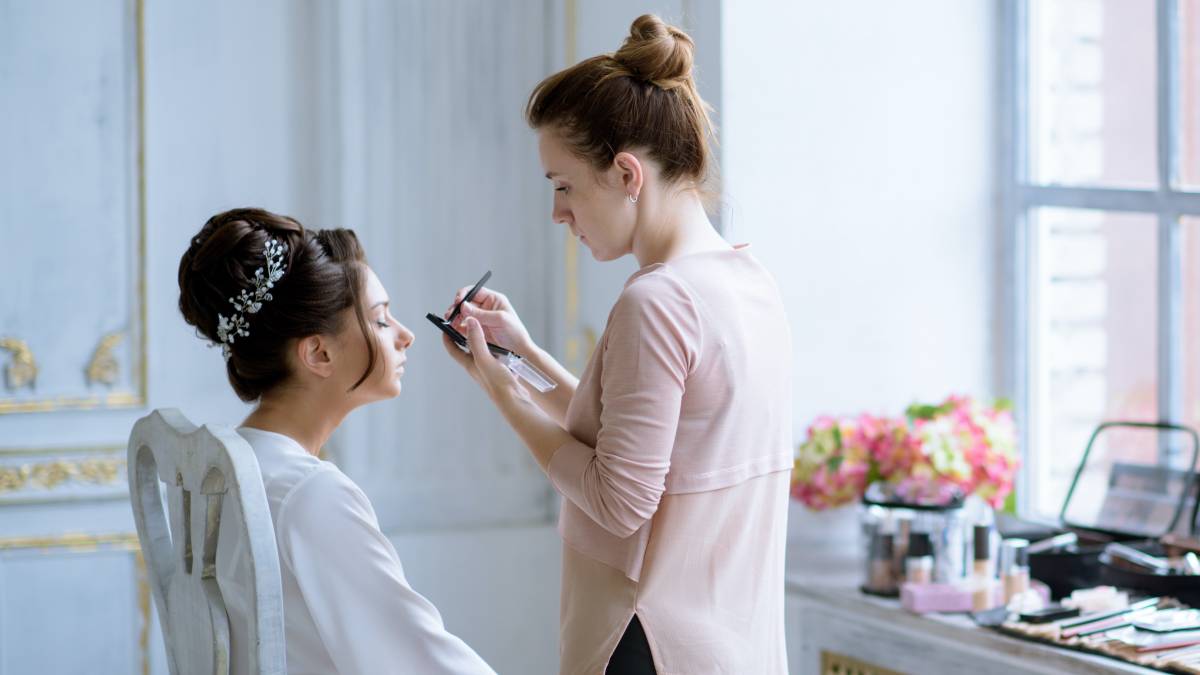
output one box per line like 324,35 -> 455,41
552,203 -> 572,226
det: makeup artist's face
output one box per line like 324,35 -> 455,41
539,130 -> 636,262
335,265 -> 414,404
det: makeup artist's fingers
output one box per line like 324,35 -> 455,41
446,286 -> 488,319
464,317 -> 514,387
442,334 -> 480,382
457,286 -> 508,310
464,318 -> 497,371
457,301 -> 506,325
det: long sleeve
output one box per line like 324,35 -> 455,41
275,467 -> 496,675
547,272 -> 701,538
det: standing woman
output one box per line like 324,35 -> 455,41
443,14 -> 792,675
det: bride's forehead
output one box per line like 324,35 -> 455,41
358,266 -> 389,302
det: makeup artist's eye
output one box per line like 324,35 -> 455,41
555,186 -> 569,194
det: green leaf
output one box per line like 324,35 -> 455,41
906,403 -> 947,421
865,463 -> 883,486
1002,486 -> 1017,515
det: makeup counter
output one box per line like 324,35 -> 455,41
785,555 -> 1156,674
785,422 -> 1200,674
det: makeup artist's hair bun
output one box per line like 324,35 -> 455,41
525,14 -> 717,190
613,14 -> 696,90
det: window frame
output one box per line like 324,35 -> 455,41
1003,0 -> 1200,517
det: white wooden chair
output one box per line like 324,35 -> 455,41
128,408 -> 285,674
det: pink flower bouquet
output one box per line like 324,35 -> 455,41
790,395 -> 1018,510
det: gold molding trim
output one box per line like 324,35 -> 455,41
820,650 -> 906,675
86,332 -> 124,386
0,531 -> 139,552
0,457 -> 126,493
0,0 -> 147,415
0,443 -> 123,457
136,548 -> 151,675
0,532 -> 150,675
0,393 -> 142,415
0,337 -> 38,390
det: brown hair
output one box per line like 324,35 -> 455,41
526,14 -> 716,189
177,208 -> 377,401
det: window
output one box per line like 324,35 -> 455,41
1008,0 -> 1200,517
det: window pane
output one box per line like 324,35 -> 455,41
1183,0 -> 1200,188
1182,218 -> 1200,426
1030,0 -> 1157,188
1032,208 -> 1159,517
1061,425 -> 1198,538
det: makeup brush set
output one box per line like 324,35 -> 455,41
997,594 -> 1200,672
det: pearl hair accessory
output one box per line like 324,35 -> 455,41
214,238 -> 288,360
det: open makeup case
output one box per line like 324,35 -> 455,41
991,421 -> 1200,671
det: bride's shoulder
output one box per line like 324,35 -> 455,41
278,463 -> 375,527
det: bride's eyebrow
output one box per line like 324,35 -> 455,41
370,300 -> 390,310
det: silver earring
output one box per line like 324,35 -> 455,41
628,194 -> 638,204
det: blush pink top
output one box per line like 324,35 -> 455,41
547,245 -> 793,674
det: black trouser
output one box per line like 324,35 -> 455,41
605,615 -> 657,675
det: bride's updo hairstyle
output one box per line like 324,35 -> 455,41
178,208 -> 377,401
525,14 -> 717,189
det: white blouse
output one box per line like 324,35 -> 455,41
216,427 -> 495,675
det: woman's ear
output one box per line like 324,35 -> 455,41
295,335 -> 335,379
613,151 -> 644,201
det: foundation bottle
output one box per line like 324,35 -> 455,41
971,524 -> 995,611
866,532 -> 897,594
905,532 -> 934,585
1000,538 -> 1031,604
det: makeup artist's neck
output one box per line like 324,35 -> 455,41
242,389 -> 347,457
633,193 -> 728,268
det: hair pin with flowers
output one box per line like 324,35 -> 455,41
215,238 -> 287,360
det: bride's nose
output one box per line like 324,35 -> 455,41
396,324 -> 414,349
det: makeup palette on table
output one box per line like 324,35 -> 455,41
998,421 -> 1200,603
983,421 -> 1200,672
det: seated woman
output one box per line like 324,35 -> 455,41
177,208 -> 495,675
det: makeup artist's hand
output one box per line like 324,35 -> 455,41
442,317 -> 528,404
445,286 -> 534,355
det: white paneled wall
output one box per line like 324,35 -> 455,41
3,1 -> 567,672
326,0 -> 556,532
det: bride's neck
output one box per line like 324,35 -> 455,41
242,389 -> 346,457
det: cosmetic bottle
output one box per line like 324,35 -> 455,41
906,532 -> 934,585
999,538 -> 1030,604
865,532 -> 897,595
971,524 -> 995,611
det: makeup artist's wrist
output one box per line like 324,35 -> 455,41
510,336 -> 538,359
494,379 -> 533,412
